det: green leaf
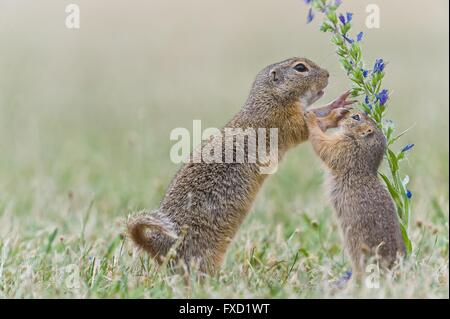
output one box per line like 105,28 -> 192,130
320,22 -> 333,32
104,235 -> 122,259
387,149 -> 399,173
336,48 -> 347,57
379,172 -> 404,217
298,248 -> 310,257
45,228 -> 58,254
351,87 -> 363,97
389,126 -> 414,146
341,58 -> 352,72
384,125 -> 394,142
352,68 -> 361,77
400,223 -> 412,255
340,23 -> 351,35
331,35 -> 344,46
327,11 -> 338,24
360,102 -> 371,114
350,43 -> 361,61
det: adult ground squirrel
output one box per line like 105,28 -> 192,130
305,110 -> 406,276
128,57 -> 353,274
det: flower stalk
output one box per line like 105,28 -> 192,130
304,0 -> 413,254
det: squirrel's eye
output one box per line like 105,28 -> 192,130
351,114 -> 361,121
294,63 -> 308,72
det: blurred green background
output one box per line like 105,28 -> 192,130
0,0 -> 448,298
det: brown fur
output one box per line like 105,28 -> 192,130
128,57 -> 350,275
305,110 -> 406,277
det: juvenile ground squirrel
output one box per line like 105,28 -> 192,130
305,110 -> 406,276
128,57 -> 353,274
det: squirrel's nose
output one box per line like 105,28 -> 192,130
325,70 -> 330,78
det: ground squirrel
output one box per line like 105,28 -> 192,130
128,57 -> 353,274
305,110 -> 406,276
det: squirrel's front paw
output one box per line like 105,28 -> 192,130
322,107 -> 350,130
329,90 -> 357,109
304,111 -> 317,125
331,107 -> 350,122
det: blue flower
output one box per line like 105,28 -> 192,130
343,270 -> 352,280
364,96 -> 373,110
307,8 -> 314,23
401,143 -> 415,152
357,31 -> 364,42
304,0 -> 312,4
335,0 -> 342,6
339,14 -> 346,24
375,89 -> 389,105
361,68 -> 369,77
332,269 -> 353,289
346,12 -> 353,23
373,58 -> 385,73
406,190 -> 412,199
343,35 -> 354,44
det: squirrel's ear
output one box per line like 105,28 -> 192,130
270,69 -> 279,82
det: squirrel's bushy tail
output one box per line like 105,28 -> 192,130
127,210 -> 178,257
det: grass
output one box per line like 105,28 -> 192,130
0,0 -> 448,298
